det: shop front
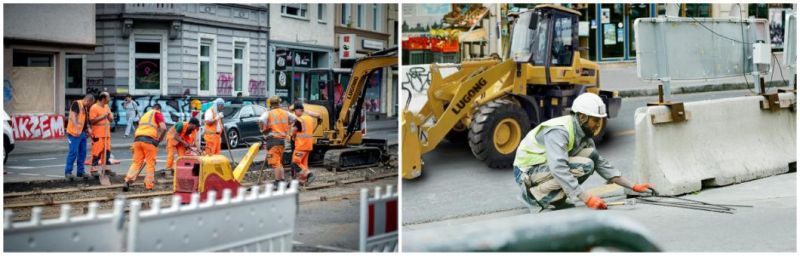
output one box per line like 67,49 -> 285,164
271,43 -> 333,103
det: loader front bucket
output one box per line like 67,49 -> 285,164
401,111 -> 423,179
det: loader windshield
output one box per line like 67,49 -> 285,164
509,11 -> 535,62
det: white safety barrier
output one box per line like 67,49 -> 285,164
629,93 -> 796,196
4,181 -> 299,252
359,185 -> 399,252
4,200 -> 126,252
128,181 -> 299,252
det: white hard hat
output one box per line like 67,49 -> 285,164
571,93 -> 607,118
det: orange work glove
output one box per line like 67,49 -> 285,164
584,196 -> 607,210
632,183 -> 654,193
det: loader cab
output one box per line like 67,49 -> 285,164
509,6 -> 580,70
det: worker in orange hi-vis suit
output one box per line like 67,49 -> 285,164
88,92 -> 115,177
290,102 -> 317,186
203,98 -> 226,155
258,96 -> 295,187
124,104 -> 167,191
164,118 -> 200,175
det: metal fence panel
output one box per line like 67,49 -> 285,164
359,185 -> 399,252
4,200 -> 126,252
128,181 -> 299,252
635,17 -> 769,81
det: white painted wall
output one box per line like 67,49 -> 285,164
4,4 -> 95,46
269,4 -> 335,48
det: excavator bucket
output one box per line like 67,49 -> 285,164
232,142 -> 261,183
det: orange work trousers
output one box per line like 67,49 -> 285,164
292,150 -> 310,172
204,133 -> 221,155
90,137 -> 111,167
166,140 -> 188,170
268,145 -> 285,169
125,141 -> 158,189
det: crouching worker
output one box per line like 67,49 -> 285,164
513,93 -> 654,211
164,118 -> 200,176
124,104 -> 167,191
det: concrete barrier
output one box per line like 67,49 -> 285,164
628,93 -> 796,196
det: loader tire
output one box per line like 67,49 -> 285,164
468,98 -> 530,169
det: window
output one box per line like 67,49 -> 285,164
134,41 -> 161,90
551,15 -> 575,66
239,105 -> 254,118
282,4 -> 308,19
66,57 -> 83,89
198,36 -> 216,96
684,4 -> 711,17
253,105 -> 266,117
233,41 -> 248,94
13,52 -> 52,67
357,4 -> 364,28
341,4 -> 350,25
372,4 -> 381,32
318,4 -> 326,22
530,11 -> 550,65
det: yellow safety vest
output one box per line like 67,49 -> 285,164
135,110 -> 161,139
513,115 -> 576,168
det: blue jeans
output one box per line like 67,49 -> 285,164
65,133 -> 87,175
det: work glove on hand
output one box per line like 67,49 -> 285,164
632,183 -> 654,193
584,196 -> 608,210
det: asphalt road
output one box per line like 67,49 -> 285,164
401,90 -> 796,251
3,128 -> 397,183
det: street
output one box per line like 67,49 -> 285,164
3,126 -> 397,183
401,89 -> 796,251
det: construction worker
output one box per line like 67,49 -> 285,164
258,96 -> 295,186
164,118 -> 200,175
513,93 -> 654,211
124,104 -> 167,190
88,92 -> 115,176
290,102 -> 316,185
203,98 -> 226,155
64,94 -> 95,181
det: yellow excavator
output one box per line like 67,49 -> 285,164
294,47 -> 398,171
402,5 -> 621,179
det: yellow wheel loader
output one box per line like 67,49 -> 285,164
402,5 -> 621,179
293,47 -> 398,171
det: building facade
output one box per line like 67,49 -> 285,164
4,4 -> 97,116
334,4 -> 398,118
86,4 -> 269,99
268,4 -> 335,103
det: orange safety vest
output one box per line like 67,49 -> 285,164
204,108 -> 220,135
168,122 -> 196,143
294,114 -> 315,151
266,108 -> 290,139
135,109 -> 161,139
66,100 -> 87,137
90,103 -> 112,138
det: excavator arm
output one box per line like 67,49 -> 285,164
333,47 -> 398,145
402,59 -> 520,179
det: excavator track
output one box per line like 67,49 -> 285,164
323,146 -> 386,172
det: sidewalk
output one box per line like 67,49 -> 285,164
600,53 -> 794,97
11,118 -> 398,156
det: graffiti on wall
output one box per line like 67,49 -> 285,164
107,95 -> 270,126
248,79 -> 266,96
10,114 -> 65,140
401,64 -> 459,113
217,72 -> 233,96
